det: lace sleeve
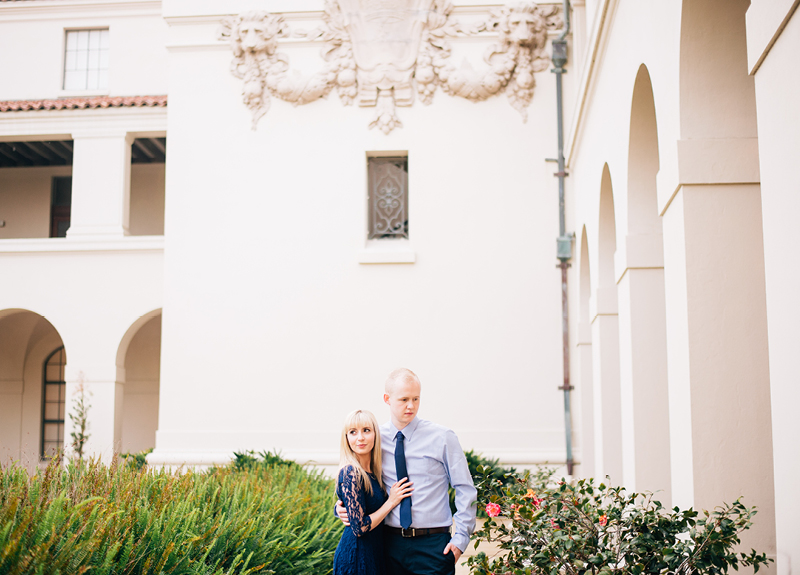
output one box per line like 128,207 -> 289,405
337,466 -> 372,537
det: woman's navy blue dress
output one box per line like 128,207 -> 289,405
333,465 -> 387,575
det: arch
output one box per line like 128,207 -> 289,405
579,226 -> 592,326
590,165 -> 623,482
0,309 -> 65,468
679,0 -> 757,140
598,164 -> 616,289
617,63 -> 672,501
627,64 -> 660,235
116,309 -> 162,454
116,308 -> 163,370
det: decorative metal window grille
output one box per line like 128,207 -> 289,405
63,29 -> 109,91
41,347 -> 66,459
368,157 -> 408,239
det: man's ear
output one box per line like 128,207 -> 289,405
383,393 -> 390,405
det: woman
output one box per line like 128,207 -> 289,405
334,409 -> 413,575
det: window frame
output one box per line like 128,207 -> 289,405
40,346 -> 67,460
359,151 -> 416,264
60,27 -> 110,95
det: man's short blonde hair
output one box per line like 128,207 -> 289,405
385,367 -> 421,395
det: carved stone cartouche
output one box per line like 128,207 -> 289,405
220,2 -> 561,133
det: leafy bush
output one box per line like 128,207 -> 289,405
450,450 -> 517,518
467,466 -> 772,575
228,450 -> 300,472
120,448 -> 153,471
0,453 -> 342,575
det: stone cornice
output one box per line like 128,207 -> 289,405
0,0 -> 161,21
0,105 -> 167,139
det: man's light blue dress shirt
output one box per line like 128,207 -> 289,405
380,417 -> 477,552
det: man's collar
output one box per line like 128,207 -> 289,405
387,416 -> 420,441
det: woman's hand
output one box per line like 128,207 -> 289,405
386,477 -> 413,508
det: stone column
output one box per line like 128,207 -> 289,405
576,319 -> 595,477
67,132 -> 133,238
590,286 -> 623,483
661,175 -> 775,558
616,235 -> 671,502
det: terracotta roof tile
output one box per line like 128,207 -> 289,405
0,95 -> 167,112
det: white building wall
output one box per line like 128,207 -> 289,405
0,0 -> 168,100
747,2 -> 800,573
151,2 -> 573,470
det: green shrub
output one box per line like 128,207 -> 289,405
228,450 -> 300,473
449,450 -> 517,517
467,466 -> 772,575
120,448 -> 153,471
0,453 -> 342,575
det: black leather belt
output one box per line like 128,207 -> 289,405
385,526 -> 451,538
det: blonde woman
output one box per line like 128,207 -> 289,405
334,409 -> 413,575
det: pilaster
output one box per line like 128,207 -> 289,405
67,132 -> 133,238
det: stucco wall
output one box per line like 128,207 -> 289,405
151,3 -> 573,470
749,3 -> 800,572
129,163 -> 166,236
0,1 -> 167,100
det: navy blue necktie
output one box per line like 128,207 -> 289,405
395,431 -> 412,528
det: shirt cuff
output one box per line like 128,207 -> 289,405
450,533 -> 469,553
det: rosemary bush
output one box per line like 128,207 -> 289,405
467,466 -> 771,575
0,453 -> 342,575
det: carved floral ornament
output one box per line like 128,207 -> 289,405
218,1 -> 562,134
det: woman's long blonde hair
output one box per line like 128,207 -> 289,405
339,409 -> 384,495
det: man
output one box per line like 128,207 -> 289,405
337,368 -> 477,575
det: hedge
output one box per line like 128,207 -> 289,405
0,453 -> 342,575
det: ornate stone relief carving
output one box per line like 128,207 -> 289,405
219,2 -> 562,133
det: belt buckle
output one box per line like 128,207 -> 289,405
401,528 -> 416,538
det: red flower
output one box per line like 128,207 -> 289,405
485,503 -> 502,517
523,488 -> 542,508
550,518 -> 560,529
599,514 -> 608,527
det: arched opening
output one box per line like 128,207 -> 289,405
0,309 -> 65,468
576,226 -> 595,477
590,164 -> 622,482
679,0 -> 757,141
117,310 -> 162,454
616,64 -> 671,501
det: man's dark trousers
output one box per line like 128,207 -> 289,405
384,532 -> 456,575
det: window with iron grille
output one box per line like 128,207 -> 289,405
41,347 -> 66,459
63,29 -> 109,91
368,156 -> 408,239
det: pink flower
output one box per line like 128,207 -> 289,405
485,503 -> 502,517
523,489 -> 542,508
550,518 -> 560,529
599,514 -> 608,527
